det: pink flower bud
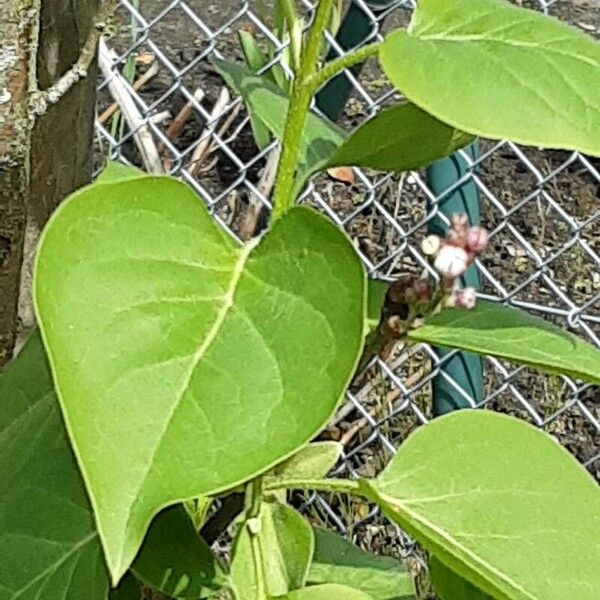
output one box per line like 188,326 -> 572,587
434,244 -> 468,278
465,226 -> 489,254
447,287 -> 477,310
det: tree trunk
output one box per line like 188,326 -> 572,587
0,0 -> 98,364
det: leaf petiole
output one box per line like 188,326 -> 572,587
263,477 -> 363,496
306,41 -> 381,97
246,478 -> 268,598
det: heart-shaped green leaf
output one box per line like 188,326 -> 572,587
34,175 -> 365,582
327,103 -> 474,173
308,528 -> 415,599
0,333 -> 108,600
380,0 -> 600,156
408,301 -> 600,384
368,411 -> 600,600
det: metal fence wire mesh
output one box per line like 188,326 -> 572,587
97,0 -> 599,570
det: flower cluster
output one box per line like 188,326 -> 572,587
421,214 -> 489,310
373,214 -> 490,357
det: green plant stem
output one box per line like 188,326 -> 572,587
279,0 -> 302,73
307,41 -> 381,96
246,478 -> 267,599
248,477 -> 264,518
272,0 -> 336,219
264,477 -> 362,496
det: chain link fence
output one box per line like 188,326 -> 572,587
97,0 -> 599,576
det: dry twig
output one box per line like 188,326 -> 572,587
239,147 -> 281,241
188,87 -> 230,175
98,39 -> 164,174
339,367 -> 426,447
98,62 -> 160,125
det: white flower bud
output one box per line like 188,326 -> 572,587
421,235 -> 441,256
434,244 -> 468,278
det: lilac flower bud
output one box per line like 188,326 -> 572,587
465,226 -> 489,254
447,287 -> 477,310
434,244 -> 468,278
421,235 -> 441,256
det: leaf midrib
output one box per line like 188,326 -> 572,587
408,305 -> 600,384
375,489 -> 535,600
417,32 -> 600,71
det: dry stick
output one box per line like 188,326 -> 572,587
164,89 -> 205,142
98,62 -> 160,125
215,102 -> 243,145
339,367 -> 426,447
188,87 -> 230,176
98,38 -> 164,174
239,147 -> 281,241
330,340 -> 422,427
159,89 -> 205,169
188,101 -> 243,174
29,0 -> 118,117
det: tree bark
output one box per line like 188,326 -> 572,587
0,0 -> 99,364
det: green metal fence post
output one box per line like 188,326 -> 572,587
426,146 -> 484,414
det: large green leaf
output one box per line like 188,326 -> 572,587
429,557 -> 492,600
231,501 -> 314,599
380,0 -> 600,156
408,301 -> 600,384
131,506 -> 228,598
327,103 -> 474,172
0,333 -> 108,600
367,411 -> 600,600
34,175 -> 365,582
308,529 -> 415,599
272,584 -> 375,599
213,60 -> 345,195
